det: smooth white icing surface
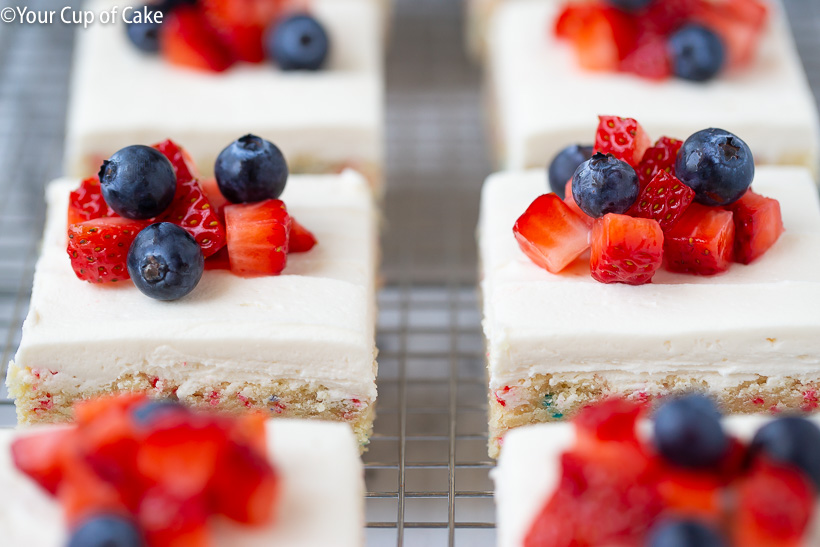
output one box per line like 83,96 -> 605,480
0,419 -> 364,546
493,415 -> 820,547
64,0 -> 383,177
7,170 -> 377,403
488,0 -> 820,175
479,166 -> 820,390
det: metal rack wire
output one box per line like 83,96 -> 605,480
0,0 -> 819,546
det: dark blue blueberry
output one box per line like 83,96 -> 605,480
675,128 -> 754,206
605,0 -> 653,12
132,399 -> 184,426
648,519 -> 727,547
571,152 -> 639,218
653,394 -> 729,469
68,515 -> 144,547
750,416 -> 820,489
668,25 -> 726,83
267,14 -> 330,71
548,144 -> 594,199
99,145 -> 176,220
215,134 -> 288,203
126,223 -> 204,301
125,7 -> 163,54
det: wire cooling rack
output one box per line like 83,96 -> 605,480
0,0 -> 819,546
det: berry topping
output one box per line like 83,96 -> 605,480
126,222 -> 205,301
68,515 -> 144,547
675,128 -> 754,206
215,135 -> 289,203
605,0 -> 652,12
668,24 -> 726,82
648,519 -> 728,547
692,0 -> 769,69
152,139 -> 199,183
590,213 -> 664,285
161,6 -> 235,72
727,189 -> 784,264
574,397 -> 643,445
198,177 -> 230,221
563,180 -> 594,228
513,194 -> 591,274
548,144 -> 594,198
628,170 -> 695,232
156,177 -> 227,258
201,0 -> 283,63
267,14 -> 330,71
749,416 -> 820,490
68,177 -> 113,226
289,218 -> 318,253
636,136 -> 683,188
99,145 -> 177,220
224,199 -> 292,276
125,7 -> 164,54
653,394 -> 729,469
131,399 -> 185,426
620,34 -> 673,80
594,115 -> 651,167
68,218 -> 147,283
664,203 -> 735,275
572,152 -> 640,218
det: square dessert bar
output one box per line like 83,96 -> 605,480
486,0 -> 820,175
0,419 -> 365,546
479,166 -> 820,457
64,0 -> 384,186
6,170 -> 378,448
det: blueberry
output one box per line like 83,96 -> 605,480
125,7 -> 163,53
267,14 -> 330,71
215,134 -> 288,203
99,145 -> 176,220
68,515 -> 144,547
127,223 -> 204,301
571,152 -> 639,218
648,519 -> 727,547
675,128 -> 754,206
548,144 -> 594,199
132,399 -> 184,426
669,25 -> 726,83
605,0 -> 653,12
653,394 -> 729,468
750,416 -> 820,489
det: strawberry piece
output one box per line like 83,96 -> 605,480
156,178 -> 227,258
554,5 -> 597,40
138,487 -> 210,547
201,0 -> 285,63
225,200 -> 292,276
209,442 -> 279,524
590,213 -> 664,285
636,136 -> 683,188
198,178 -> 229,222
513,194 -> 591,274
564,180 -> 594,228
664,203 -> 735,275
289,218 -> 317,253
60,460 -> 129,525
574,398 -> 643,445
161,7 -> 235,73
569,8 -> 638,71
628,171 -> 695,232
153,139 -> 199,183
67,177 -> 112,226
620,33 -> 672,80
594,115 -> 652,167
693,0 -> 768,69
727,189 -> 784,264
656,468 -> 724,520
642,0 -> 702,34
204,246 -> 231,271
11,428 -> 73,495
67,218 -> 147,283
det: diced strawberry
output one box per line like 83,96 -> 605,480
156,178 -> 227,258
74,393 -> 147,425
59,460 -> 128,525
209,442 -> 279,524
11,428 -> 73,495
564,180 -> 594,228
161,7 -> 235,73
574,398 -> 643,445
727,189 -> 784,264
554,4 -> 598,40
67,177 -> 113,226
513,194 -> 591,274
570,8 -> 638,71
594,115 -> 652,167
201,0 -> 285,63
619,33 -> 672,80
664,203 -> 735,275
289,218 -> 317,253
225,199 -> 292,276
204,246 -> 231,270
67,218 -> 147,283
693,0 -> 768,69
153,140 -> 199,183
642,0 -> 702,35
198,178 -> 229,222
590,213 -> 664,285
656,468 -> 724,520
138,487 -> 210,547
636,136 -> 683,188
628,171 -> 695,232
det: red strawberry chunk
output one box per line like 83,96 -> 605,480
693,0 -> 768,69
67,218 -> 147,283
574,398 -> 643,445
198,178 -> 229,223
564,180 -> 594,228
642,0 -> 702,34
628,171 -> 695,232
201,0 -> 285,63
620,33 -> 672,80
153,140 -> 199,183
138,487 -> 210,547
554,4 -> 597,40
569,8 -> 638,71
161,7 -> 235,73
204,246 -> 231,271
156,178 -> 227,258
636,136 -> 683,188
67,177 -> 112,226
594,115 -> 652,167
590,213 -> 664,285
664,203 -> 735,275
209,442 -> 279,524
289,218 -> 317,253
11,428 -> 73,495
513,194 -> 591,274
225,199 -> 292,276
727,189 -> 784,265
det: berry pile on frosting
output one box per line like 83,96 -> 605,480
554,0 -> 769,82
12,394 -> 279,547
126,0 -> 329,72
525,396 -> 820,547
67,135 -> 317,300
514,115 -> 784,285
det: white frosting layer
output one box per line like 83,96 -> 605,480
488,0 -> 820,175
0,419 -> 364,546
494,416 -> 820,547
479,166 -> 820,390
64,0 -> 383,178
8,170 -> 378,403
